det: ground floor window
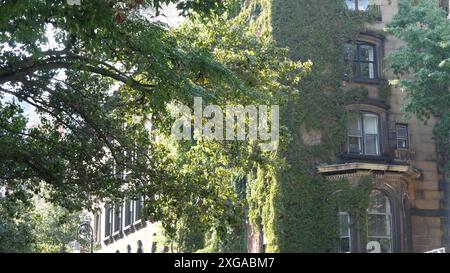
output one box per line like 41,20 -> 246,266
338,212 -> 351,253
367,190 -> 393,253
338,189 -> 395,253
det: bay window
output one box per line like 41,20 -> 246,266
337,190 -> 395,253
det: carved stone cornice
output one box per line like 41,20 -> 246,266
316,162 -> 422,183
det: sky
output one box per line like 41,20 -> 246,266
149,3 -> 185,27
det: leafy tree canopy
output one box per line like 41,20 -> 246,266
388,0 -> 450,177
0,0 -> 310,248
0,0 -> 240,209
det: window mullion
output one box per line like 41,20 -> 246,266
361,114 -> 365,154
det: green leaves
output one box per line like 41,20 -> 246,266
388,0 -> 450,181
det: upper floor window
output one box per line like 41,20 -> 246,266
396,124 -> 409,149
347,112 -> 380,155
346,0 -> 369,11
345,42 -> 377,80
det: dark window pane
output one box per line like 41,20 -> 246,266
340,238 -> 351,253
396,126 -> 408,138
359,45 -> 375,61
105,206 -> 112,237
114,206 -> 122,232
349,136 -> 362,154
368,214 -> 391,237
135,194 -> 143,221
339,213 -> 350,236
359,62 -> 375,79
364,134 -> 379,155
125,199 -> 133,226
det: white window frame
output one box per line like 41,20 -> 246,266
348,112 -> 380,156
396,124 -> 409,149
367,190 -> 393,253
113,204 -> 122,235
338,212 -> 352,253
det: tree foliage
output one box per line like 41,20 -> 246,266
0,0 -> 311,251
388,0 -> 450,179
0,191 -> 88,253
0,1 -> 242,210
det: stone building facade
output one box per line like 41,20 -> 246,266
247,0 -> 449,253
334,0 -> 448,253
90,198 -> 167,253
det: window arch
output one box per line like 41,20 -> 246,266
344,33 -> 385,83
367,190 -> 393,253
345,42 -> 377,80
337,186 -> 408,253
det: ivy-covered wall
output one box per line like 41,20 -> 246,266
246,0 -> 377,252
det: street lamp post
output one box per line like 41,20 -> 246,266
76,215 -> 94,253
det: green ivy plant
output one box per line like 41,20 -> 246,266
243,0 -> 377,252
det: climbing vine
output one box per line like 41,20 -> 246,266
168,0 -> 383,253
245,0 -> 379,252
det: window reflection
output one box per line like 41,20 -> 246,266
338,212 -> 351,253
346,0 -> 356,10
346,0 -> 369,11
